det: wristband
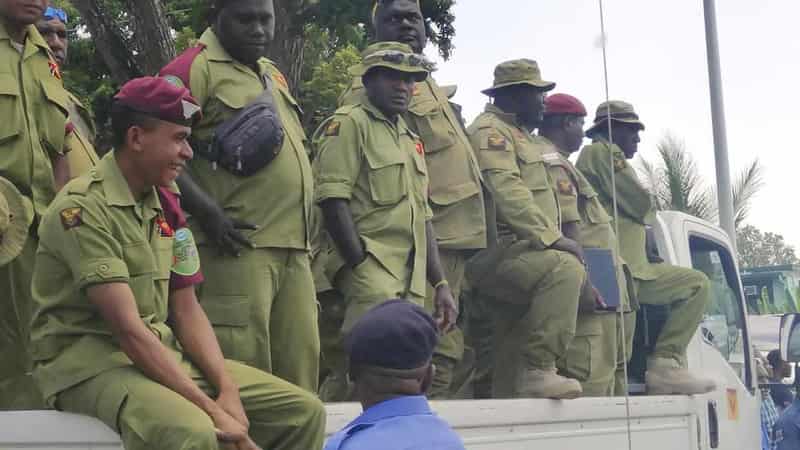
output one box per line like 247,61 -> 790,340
434,279 -> 449,290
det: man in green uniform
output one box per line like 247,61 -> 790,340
30,77 -> 325,450
159,0 -> 319,392
324,0 -> 488,399
314,42 -> 458,401
0,0 -> 73,409
466,60 -> 586,399
537,93 -> 632,396
576,100 -> 716,395
36,6 -> 101,175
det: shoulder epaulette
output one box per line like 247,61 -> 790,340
66,170 -> 98,196
333,104 -> 359,116
159,44 -> 207,90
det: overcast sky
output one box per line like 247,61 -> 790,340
426,0 -> 800,250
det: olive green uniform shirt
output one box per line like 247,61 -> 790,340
538,138 -> 632,311
576,139 -> 659,280
184,28 -> 312,249
65,92 -> 100,176
0,23 -> 71,217
314,100 -> 433,297
340,75 -> 486,250
30,153 -> 179,401
467,104 -> 561,249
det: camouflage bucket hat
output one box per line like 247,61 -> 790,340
481,59 -> 556,96
350,42 -> 435,82
0,177 -> 33,266
586,100 -> 646,137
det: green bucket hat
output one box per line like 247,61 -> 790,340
350,42 -> 435,82
481,59 -> 556,96
0,177 -> 33,266
585,100 -> 646,137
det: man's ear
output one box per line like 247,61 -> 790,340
126,126 -> 146,153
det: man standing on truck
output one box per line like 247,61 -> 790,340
537,93 -> 631,396
314,42 -> 458,400
576,100 -> 716,395
0,0 -> 73,409
322,0 -> 489,400
29,77 -> 325,450
36,6 -> 100,174
158,0 -> 320,393
324,300 -> 465,450
466,60 -> 586,399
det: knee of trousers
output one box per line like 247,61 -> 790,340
252,388 -> 326,430
129,417 -> 217,450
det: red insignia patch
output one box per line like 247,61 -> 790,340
274,72 -> 288,89
156,216 -> 174,237
415,142 -> 424,155
48,59 -> 62,80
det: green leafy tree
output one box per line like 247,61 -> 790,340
637,132 -> 764,227
737,225 -> 799,268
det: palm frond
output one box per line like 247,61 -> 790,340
732,159 -> 764,227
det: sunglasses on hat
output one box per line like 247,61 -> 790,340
43,7 -> 68,24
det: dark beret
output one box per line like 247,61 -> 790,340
544,93 -> 587,117
113,76 -> 202,126
345,299 -> 438,371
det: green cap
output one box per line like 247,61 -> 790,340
586,100 -> 646,137
0,177 -> 33,266
481,59 -> 556,96
351,42 -> 434,82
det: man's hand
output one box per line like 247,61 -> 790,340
433,283 -> 458,334
216,387 -> 249,429
591,285 -> 608,309
211,407 -> 260,450
197,202 -> 257,257
549,237 -> 585,263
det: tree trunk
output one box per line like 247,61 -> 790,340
70,0 -> 141,83
122,0 -> 176,75
269,0 -> 306,94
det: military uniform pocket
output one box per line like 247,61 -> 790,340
40,80 -> 70,155
203,295 -> 253,363
564,335 -> 594,381
0,74 -> 22,145
517,150 -> 551,192
123,241 -> 156,315
407,99 -> 456,153
584,195 -> 611,224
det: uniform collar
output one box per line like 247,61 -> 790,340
362,97 -> 411,134
350,396 -> 432,428
485,103 -> 526,130
199,27 -> 272,76
0,22 -> 50,55
97,153 -> 163,215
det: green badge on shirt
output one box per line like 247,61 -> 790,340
172,228 -> 200,276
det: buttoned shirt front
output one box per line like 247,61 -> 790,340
0,23 -> 71,217
323,396 -> 465,450
30,152 -> 180,401
467,104 -> 561,250
314,99 -> 432,297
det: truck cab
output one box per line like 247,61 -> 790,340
0,211 -> 762,449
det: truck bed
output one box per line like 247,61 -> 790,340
0,396 -> 703,450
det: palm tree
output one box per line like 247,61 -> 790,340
636,132 -> 763,228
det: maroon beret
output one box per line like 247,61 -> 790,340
114,76 -> 201,126
545,93 -> 587,117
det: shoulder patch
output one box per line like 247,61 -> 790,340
60,207 -> 83,230
325,121 -> 341,137
557,179 -> 576,196
613,156 -> 627,172
172,228 -> 201,276
487,134 -> 507,150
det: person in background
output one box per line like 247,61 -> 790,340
324,299 -> 465,450
768,349 -> 795,412
0,0 -> 73,409
757,354 -> 780,450
36,6 -> 100,173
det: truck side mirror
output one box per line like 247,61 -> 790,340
779,313 -> 800,362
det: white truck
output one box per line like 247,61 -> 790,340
0,211 -> 762,449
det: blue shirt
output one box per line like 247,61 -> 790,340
323,396 -> 465,450
775,398 -> 800,450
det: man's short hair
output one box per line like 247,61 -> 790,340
110,103 -> 159,148
768,349 -> 784,370
372,0 -> 422,25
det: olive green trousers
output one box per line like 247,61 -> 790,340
197,247 -> 320,393
0,238 -> 45,409
56,360 -> 325,450
557,312 -> 617,396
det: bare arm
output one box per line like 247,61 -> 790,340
425,221 -> 457,332
320,198 -> 366,268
